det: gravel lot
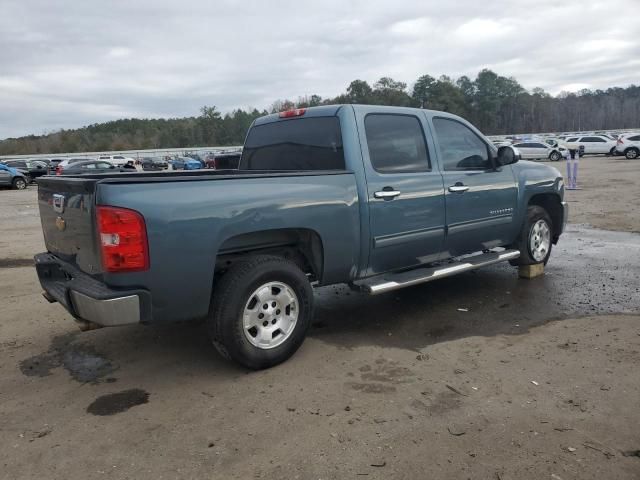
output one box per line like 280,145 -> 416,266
1,156 -> 639,480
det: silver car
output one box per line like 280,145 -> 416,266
512,141 -> 567,162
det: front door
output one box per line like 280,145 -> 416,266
431,116 -> 518,257
356,110 -> 447,276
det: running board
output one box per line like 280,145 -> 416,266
355,249 -> 521,295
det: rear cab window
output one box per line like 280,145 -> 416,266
241,116 -> 345,170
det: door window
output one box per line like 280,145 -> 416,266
364,114 -> 430,173
433,118 -> 490,171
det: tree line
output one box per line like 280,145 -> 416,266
2,69 -> 639,155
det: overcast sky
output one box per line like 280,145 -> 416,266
1,0 -> 639,139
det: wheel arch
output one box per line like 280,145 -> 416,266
215,228 -> 325,282
528,193 -> 563,243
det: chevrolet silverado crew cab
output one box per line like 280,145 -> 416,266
35,105 -> 567,369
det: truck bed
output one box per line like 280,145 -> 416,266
37,169 -> 360,324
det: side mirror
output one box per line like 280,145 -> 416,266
496,145 -> 520,166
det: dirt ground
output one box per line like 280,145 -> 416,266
1,156 -> 639,480
563,156 -> 640,232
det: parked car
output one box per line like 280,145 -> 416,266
185,153 -> 205,167
140,157 -> 168,171
562,135 -> 617,156
615,133 -> 640,159
46,158 -> 67,174
97,155 -> 135,167
34,104 -> 567,369
55,158 -> 96,175
512,141 -> 567,161
2,159 -> 49,182
205,152 -> 242,169
58,160 -> 122,175
168,156 -> 202,170
0,163 -> 29,189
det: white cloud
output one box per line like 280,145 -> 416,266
107,47 -> 132,58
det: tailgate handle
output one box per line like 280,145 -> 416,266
52,194 -> 65,213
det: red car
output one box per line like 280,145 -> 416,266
205,152 -> 241,170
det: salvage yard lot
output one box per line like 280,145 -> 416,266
1,156 -> 639,479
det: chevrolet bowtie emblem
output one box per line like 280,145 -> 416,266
55,216 -> 66,231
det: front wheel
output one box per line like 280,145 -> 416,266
12,177 -> 27,190
510,205 -> 553,266
208,255 -> 313,369
549,151 -> 561,162
626,148 -> 639,160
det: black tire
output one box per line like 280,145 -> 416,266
625,148 -> 639,160
549,151 -> 561,162
208,255 -> 313,370
510,205 -> 553,266
12,177 -> 27,190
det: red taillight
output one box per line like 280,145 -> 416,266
55,165 -> 62,175
279,108 -> 306,118
618,138 -> 624,144
96,206 -> 149,272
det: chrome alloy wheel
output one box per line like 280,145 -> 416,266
529,219 -> 551,262
242,282 -> 299,349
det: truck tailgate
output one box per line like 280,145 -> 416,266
37,176 -> 102,274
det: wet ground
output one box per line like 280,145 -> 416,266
313,224 -> 640,350
0,157 -> 639,479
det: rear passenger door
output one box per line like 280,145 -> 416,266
356,111 -> 447,275
431,117 -> 518,257
513,143 -> 533,159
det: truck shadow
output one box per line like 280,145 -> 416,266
25,226 -> 638,380
310,225 -> 640,351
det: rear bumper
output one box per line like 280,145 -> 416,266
34,253 -> 152,326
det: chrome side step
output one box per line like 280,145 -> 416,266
356,249 -> 520,295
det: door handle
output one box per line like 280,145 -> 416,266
374,190 -> 401,199
448,184 -> 469,193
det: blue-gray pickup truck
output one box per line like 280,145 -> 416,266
35,105 -> 567,369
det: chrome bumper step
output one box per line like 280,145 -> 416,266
355,249 -> 521,295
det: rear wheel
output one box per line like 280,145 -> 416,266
511,205 -> 553,266
12,177 -> 27,190
625,148 -> 639,160
208,255 -> 313,369
549,151 -> 561,161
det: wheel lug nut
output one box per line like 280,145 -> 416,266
275,309 -> 281,315
258,313 -> 264,319
263,304 -> 268,310
271,302 -> 276,307
271,319 -> 277,325
262,321 -> 268,327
